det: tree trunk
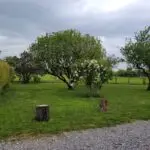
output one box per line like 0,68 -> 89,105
142,77 -> 146,85
22,74 -> 30,84
22,79 -> 30,84
55,75 -> 76,90
128,77 -> 130,84
147,77 -> 150,91
67,83 -> 74,90
139,68 -> 150,91
35,105 -> 49,121
67,80 -> 75,90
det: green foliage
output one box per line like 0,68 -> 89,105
15,51 -> 44,84
30,29 -> 106,89
116,68 -> 139,77
121,26 -> 150,90
5,56 -> 19,67
0,60 -> 11,94
10,67 -> 16,82
33,75 -> 41,83
107,54 -> 123,68
4,56 -> 19,82
82,59 -> 112,97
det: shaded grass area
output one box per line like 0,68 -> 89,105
0,83 -> 150,139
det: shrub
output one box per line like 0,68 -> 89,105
82,59 -> 112,97
10,67 -> 16,82
33,75 -> 41,83
0,60 -> 11,94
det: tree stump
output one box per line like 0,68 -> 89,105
100,98 -> 108,112
35,105 -> 49,121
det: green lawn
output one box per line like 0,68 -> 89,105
0,83 -> 150,139
41,75 -> 60,82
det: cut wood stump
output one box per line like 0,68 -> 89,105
100,98 -> 108,112
35,104 -> 49,121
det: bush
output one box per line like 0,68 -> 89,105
10,67 -> 16,82
0,60 -> 11,94
33,75 -> 41,83
82,59 -> 112,97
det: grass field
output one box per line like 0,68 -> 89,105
0,82 -> 150,139
40,75 -> 148,85
15,74 -> 148,85
109,77 -> 148,85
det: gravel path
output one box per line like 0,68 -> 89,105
1,120 -> 150,150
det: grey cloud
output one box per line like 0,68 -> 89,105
1,0 -> 149,37
0,0 -> 149,67
72,0 -> 150,37
0,0 -> 47,39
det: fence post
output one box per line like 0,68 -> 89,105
128,77 -> 130,84
115,76 -> 118,84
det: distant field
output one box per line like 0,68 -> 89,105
41,74 -> 60,82
15,75 -> 61,83
15,75 -> 148,85
109,77 -> 148,85
41,75 -> 148,85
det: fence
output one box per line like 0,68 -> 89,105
108,77 -> 148,85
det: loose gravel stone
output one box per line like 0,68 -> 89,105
0,120 -> 150,150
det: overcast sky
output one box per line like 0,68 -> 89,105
0,0 -> 150,68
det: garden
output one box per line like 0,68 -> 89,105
0,26 -> 150,139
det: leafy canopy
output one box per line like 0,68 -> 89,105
15,51 -> 43,84
30,29 -> 106,89
121,26 -> 150,90
0,60 -> 11,94
82,59 -> 113,97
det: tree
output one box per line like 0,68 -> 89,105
116,68 -> 138,77
15,51 -> 43,84
30,29 -> 105,89
5,56 -> 19,67
116,69 -> 126,77
121,26 -> 150,90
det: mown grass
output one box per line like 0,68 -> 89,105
0,82 -> 150,139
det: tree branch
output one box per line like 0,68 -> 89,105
136,64 -> 149,77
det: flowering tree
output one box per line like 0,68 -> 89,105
30,29 -> 105,89
82,59 -> 112,96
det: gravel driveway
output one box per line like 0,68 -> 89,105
0,120 -> 150,150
